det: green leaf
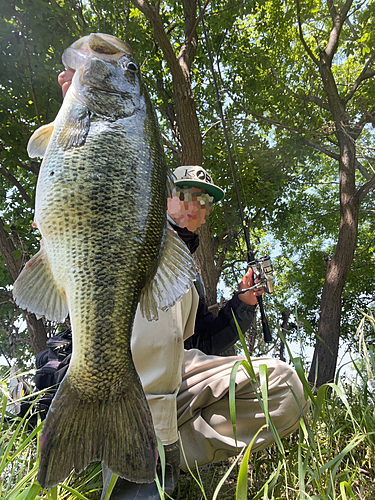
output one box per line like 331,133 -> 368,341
10,481 -> 40,500
229,359 -> 244,445
12,250 -> 22,261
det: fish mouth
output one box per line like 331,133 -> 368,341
62,33 -> 133,71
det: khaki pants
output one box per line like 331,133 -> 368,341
177,349 -> 307,469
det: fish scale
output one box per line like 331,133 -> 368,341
13,33 -> 196,489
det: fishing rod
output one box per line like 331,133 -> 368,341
197,0 -> 273,343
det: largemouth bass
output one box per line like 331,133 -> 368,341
13,33 -> 195,489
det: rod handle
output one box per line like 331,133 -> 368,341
257,295 -> 272,343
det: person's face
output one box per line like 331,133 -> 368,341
167,186 -> 214,232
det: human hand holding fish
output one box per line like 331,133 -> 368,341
58,68 -> 75,97
13,33 -> 196,489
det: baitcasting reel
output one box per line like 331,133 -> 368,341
235,255 -> 274,343
249,255 -> 274,294
236,256 -> 274,295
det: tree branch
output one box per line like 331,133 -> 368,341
203,102 -> 343,167
326,0 -> 337,22
178,0 -> 198,71
324,0 -> 353,63
131,0 -> 203,165
353,103 -> 375,137
300,137 -> 340,161
224,94 -> 374,183
0,141 -> 39,177
0,218 -> 23,282
270,66 -> 330,110
0,290 -> 13,303
325,137 -> 375,183
0,165 -> 32,204
295,0 -> 319,66
343,55 -> 375,105
187,0 -> 209,47
358,173 -> 375,203
228,91 -> 336,140
202,118 -> 255,141
130,0 -> 181,75
3,109 -> 31,136
214,229 -> 238,283
161,133 -> 180,158
17,21 -> 42,127
355,158 -> 373,181
18,160 -> 40,176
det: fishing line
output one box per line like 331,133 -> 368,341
197,0 -> 272,342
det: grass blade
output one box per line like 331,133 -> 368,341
229,360 -> 244,445
236,425 -> 268,500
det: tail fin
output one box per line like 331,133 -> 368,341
37,375 -> 157,489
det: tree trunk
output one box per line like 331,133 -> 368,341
25,313 -> 48,354
308,132 -> 359,386
173,69 -> 203,165
195,222 -> 219,306
130,1 -> 224,300
307,38 -> 360,386
130,0 -> 202,166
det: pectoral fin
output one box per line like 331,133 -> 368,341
58,105 -> 90,150
27,123 -> 54,158
13,241 -> 68,323
140,225 -> 196,321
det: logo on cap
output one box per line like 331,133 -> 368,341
183,167 -> 212,185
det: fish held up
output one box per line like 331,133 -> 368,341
13,33 -> 196,489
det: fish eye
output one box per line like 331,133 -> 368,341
127,62 -> 138,73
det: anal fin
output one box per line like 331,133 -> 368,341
13,241 -> 68,323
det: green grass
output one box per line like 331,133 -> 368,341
176,313 -> 375,499
0,376 -> 103,500
1,311 -> 375,499
177,377 -> 375,499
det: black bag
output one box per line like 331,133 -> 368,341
34,328 -> 72,415
5,329 -> 72,424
